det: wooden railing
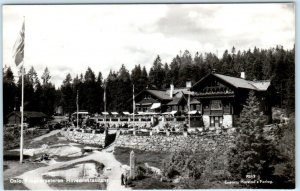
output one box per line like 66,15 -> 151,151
203,108 -> 232,115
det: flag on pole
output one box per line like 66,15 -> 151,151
13,19 -> 25,163
12,21 -> 25,66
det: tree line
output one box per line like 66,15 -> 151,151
3,45 -> 295,121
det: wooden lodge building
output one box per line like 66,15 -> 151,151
133,82 -> 200,115
190,72 -> 273,128
6,111 -> 48,127
133,72 -> 273,128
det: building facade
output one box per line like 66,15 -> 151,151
133,82 -> 201,115
190,72 -> 273,128
131,72 -> 272,128
6,111 -> 48,127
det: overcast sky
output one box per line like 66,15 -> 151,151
3,4 -> 295,87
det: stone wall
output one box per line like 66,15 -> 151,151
60,129 -> 107,147
114,130 -> 235,152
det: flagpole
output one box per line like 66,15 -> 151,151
133,84 -> 135,123
188,93 -> 191,129
20,17 -> 25,163
77,90 -> 79,128
20,64 -> 24,163
12,17 -> 25,163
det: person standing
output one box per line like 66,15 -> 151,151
121,173 -> 124,185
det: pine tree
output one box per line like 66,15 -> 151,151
169,56 -> 180,86
228,91 -> 278,184
178,50 -> 193,86
96,72 -> 104,113
61,73 -> 74,116
148,55 -> 165,89
40,67 -> 56,115
3,67 -> 17,121
41,67 -> 51,86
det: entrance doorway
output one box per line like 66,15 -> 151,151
210,116 -> 223,127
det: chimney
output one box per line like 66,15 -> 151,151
240,72 -> 245,79
186,81 -> 192,88
170,84 -> 174,98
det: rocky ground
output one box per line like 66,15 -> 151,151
4,130 -> 131,190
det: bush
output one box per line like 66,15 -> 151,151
165,167 -> 180,179
3,127 -> 47,150
135,166 -> 147,180
273,113 -> 295,187
161,150 -> 207,180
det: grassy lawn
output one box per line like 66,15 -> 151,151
25,133 -> 69,149
3,160 -> 47,190
113,147 -> 170,168
4,128 -> 49,150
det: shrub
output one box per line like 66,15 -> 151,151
161,150 -> 207,180
273,113 -> 295,187
135,166 -> 147,180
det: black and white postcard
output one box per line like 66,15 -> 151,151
2,3 -> 295,190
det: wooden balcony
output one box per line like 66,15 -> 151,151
210,110 -> 223,116
203,108 -> 232,115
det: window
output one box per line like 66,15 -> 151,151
211,100 -> 222,110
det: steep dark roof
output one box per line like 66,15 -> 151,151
213,74 -> 257,90
167,97 -> 183,105
147,90 -> 172,101
166,88 -> 194,98
192,73 -> 271,91
136,98 -> 159,105
7,111 -> 47,118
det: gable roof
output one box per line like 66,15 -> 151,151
136,97 -> 159,105
167,97 -> 183,105
250,81 -> 271,91
165,88 -> 195,100
213,74 -> 257,90
191,73 -> 270,91
146,89 -> 172,101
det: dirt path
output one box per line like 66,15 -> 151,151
31,130 -> 60,142
18,146 -> 130,190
